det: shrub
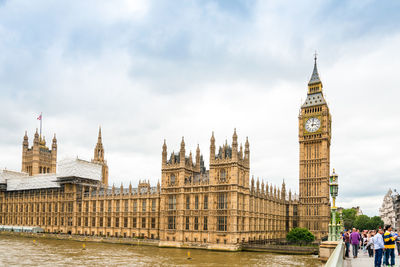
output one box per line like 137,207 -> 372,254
286,227 -> 315,245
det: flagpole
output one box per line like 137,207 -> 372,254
40,112 -> 42,138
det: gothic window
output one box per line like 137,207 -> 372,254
218,193 -> 227,210
116,200 -> 120,212
185,216 -> 190,230
195,195 -> 199,209
170,174 -> 176,185
115,217 -> 119,228
133,201 -> 137,212
203,216 -> 208,231
168,216 -> 176,230
142,217 -> 146,228
168,195 -> 176,210
220,169 -> 226,182
107,200 -> 112,212
151,218 -> 156,229
132,218 -> 137,228
92,202 -> 96,212
152,199 -> 156,211
217,216 -> 227,231
124,217 -> 128,228
92,217 -> 96,227
194,217 -> 199,230
186,196 -> 190,210
142,200 -> 146,212
204,195 -> 208,210
124,200 -> 129,212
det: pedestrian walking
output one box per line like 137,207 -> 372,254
373,228 -> 384,267
395,230 -> 400,256
366,232 -> 374,257
383,225 -> 396,267
350,228 -> 361,258
344,230 -> 351,258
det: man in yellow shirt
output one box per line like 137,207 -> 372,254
383,225 -> 396,267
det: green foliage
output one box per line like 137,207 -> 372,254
286,227 -> 315,245
342,208 -> 357,230
368,216 -> 384,230
352,215 -> 384,231
354,215 -> 370,230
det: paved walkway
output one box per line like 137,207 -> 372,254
344,246 -> 400,267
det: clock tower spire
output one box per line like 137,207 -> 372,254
298,55 -> 332,240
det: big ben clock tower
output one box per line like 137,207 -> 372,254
299,55 -> 331,239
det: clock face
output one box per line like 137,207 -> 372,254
305,117 -> 321,133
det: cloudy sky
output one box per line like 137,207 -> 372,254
1,0 -> 399,216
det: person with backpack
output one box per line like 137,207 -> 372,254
383,225 -> 396,267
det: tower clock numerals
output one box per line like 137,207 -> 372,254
305,117 -> 321,133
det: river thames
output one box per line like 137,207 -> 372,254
0,235 -> 322,266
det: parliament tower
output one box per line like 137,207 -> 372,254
298,56 -> 332,239
21,129 -> 57,175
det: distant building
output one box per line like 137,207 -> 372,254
379,189 -> 397,229
351,206 -> 363,216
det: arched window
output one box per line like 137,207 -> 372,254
220,169 -> 226,182
170,174 -> 176,185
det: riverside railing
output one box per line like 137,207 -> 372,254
325,241 -> 345,267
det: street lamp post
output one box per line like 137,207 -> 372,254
328,169 -> 341,241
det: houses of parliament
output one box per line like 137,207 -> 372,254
0,59 -> 332,250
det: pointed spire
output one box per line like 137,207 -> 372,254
181,136 -> 185,148
189,150 -> 193,165
34,128 -> 39,144
162,139 -> 167,166
98,126 -> 102,142
308,52 -> 321,85
23,131 -> 29,147
232,128 -> 238,145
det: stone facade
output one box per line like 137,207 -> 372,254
380,189 -> 397,229
159,131 -> 299,249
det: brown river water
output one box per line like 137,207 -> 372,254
0,235 -> 322,266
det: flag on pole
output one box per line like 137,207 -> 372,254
37,114 -> 42,120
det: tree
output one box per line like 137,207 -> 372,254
342,208 -> 357,230
286,227 -> 315,245
354,215 -> 370,230
368,216 -> 384,230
